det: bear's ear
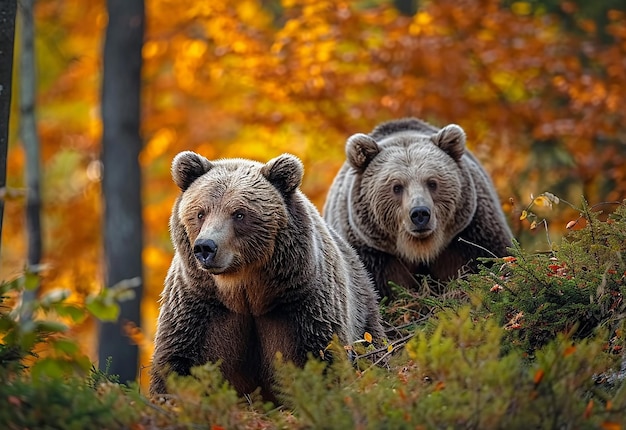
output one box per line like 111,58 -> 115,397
171,151 -> 213,191
346,133 -> 380,172
430,124 -> 466,162
261,154 -> 304,195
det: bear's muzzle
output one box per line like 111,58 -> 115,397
194,238 -> 219,267
410,205 -> 431,230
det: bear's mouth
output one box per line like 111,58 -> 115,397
409,228 -> 433,240
199,262 -> 228,274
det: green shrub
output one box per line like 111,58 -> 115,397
0,271 -> 143,429
272,305 -> 626,429
463,199 -> 626,355
0,376 -> 143,430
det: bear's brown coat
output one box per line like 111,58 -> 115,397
150,152 -> 384,402
324,118 -> 513,298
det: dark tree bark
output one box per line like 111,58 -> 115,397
394,0 -> 418,16
99,0 -> 145,384
19,0 -> 42,277
0,1 -> 18,253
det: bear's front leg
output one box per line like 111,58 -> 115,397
149,294 -> 213,396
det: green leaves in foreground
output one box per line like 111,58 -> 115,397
275,306 -> 626,429
0,272 -> 139,381
85,277 -> 140,321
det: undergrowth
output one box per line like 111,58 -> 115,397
462,198 -> 626,356
1,197 -> 625,429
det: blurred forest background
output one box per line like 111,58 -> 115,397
1,0 -> 625,391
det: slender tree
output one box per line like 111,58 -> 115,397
0,1 -> 18,253
99,0 -> 145,383
19,0 -> 42,282
394,0 -> 417,15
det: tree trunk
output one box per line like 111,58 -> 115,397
0,1 -> 18,254
99,0 -> 145,384
19,0 -> 42,281
394,0 -> 418,16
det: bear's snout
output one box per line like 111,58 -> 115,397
410,206 -> 431,229
194,238 -> 218,266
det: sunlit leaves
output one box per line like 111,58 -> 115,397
86,277 -> 140,322
0,270 -> 141,386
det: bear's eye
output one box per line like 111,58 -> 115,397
197,211 -> 204,220
427,179 -> 438,191
392,184 -> 404,195
233,211 -> 245,221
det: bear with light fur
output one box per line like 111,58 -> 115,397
324,118 -> 513,299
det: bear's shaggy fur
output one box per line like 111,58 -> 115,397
150,151 -> 384,402
323,118 -> 513,299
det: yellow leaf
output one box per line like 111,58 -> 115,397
533,196 -> 552,208
363,332 -> 373,343
544,192 -> 559,204
387,344 -> 394,353
511,1 -> 532,16
520,210 -> 528,221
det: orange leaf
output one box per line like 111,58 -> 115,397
601,422 -> 621,430
584,399 -> 593,419
397,388 -> 407,401
533,369 -> 544,385
363,332 -> 373,343
564,345 -> 576,357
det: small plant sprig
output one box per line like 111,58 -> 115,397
518,192 -> 624,244
519,192 -> 563,229
518,192 -> 579,248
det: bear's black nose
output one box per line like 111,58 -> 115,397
410,206 -> 431,228
194,239 -> 218,265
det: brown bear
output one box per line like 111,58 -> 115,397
323,118 -> 513,299
150,151 -> 384,403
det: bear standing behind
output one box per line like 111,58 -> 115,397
323,118 -> 513,299
150,151 -> 384,403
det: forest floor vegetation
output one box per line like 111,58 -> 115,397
1,198 -> 625,429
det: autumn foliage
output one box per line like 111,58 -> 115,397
2,0 -> 626,389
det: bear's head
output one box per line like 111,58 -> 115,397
345,123 -> 477,264
171,151 -> 304,275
